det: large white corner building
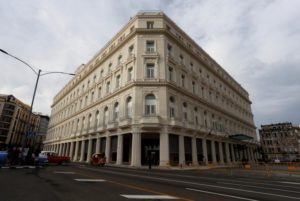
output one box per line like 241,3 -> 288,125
44,12 -> 258,167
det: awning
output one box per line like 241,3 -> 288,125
229,134 -> 253,141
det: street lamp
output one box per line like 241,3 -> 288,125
0,48 -> 75,153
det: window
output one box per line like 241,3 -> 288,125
128,45 -> 134,55
100,70 -> 104,78
192,81 -> 196,94
169,96 -> 175,118
91,91 -> 94,103
95,110 -> 99,127
88,114 -> 92,130
126,96 -> 132,117
104,107 -> 109,125
81,117 -> 86,131
127,67 -> 133,81
168,66 -> 174,81
85,95 -> 88,106
118,55 -> 122,65
93,75 -> 97,83
108,63 -> 112,73
146,40 -> 155,53
167,44 -> 172,56
194,107 -> 198,125
146,63 -> 155,78
87,80 -> 90,88
183,102 -> 188,121
116,75 -> 120,88
181,74 -> 185,87
147,21 -> 154,29
180,54 -> 184,64
106,81 -> 110,94
114,102 -> 119,120
145,94 -> 156,116
98,87 -> 102,98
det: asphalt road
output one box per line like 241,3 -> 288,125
1,164 -> 300,201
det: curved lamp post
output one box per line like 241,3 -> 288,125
0,48 -> 75,153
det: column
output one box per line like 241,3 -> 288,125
116,134 -> 123,165
192,136 -> 198,166
96,137 -> 100,153
231,144 -> 236,163
225,143 -> 231,164
202,139 -> 208,165
219,141 -> 224,164
79,140 -> 85,162
86,138 -> 92,163
74,140 -> 79,161
105,136 -> 111,163
69,141 -> 74,160
131,132 -> 141,167
66,143 -> 70,156
179,135 -> 185,166
159,132 -> 169,167
211,140 -> 217,164
58,144 -> 63,156
247,147 -> 252,162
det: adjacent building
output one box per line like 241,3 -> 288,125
44,12 -> 257,167
259,123 -> 300,161
0,94 -> 41,148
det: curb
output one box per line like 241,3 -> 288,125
0,166 -> 42,169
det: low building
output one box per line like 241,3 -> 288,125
259,123 -> 300,161
44,12 -> 258,167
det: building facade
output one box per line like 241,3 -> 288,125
44,12 -> 257,167
259,123 -> 300,161
0,94 -> 40,148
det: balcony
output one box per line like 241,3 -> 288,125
119,116 -> 132,128
107,121 -> 119,131
139,115 -> 161,129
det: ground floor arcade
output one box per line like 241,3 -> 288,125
44,128 -> 258,167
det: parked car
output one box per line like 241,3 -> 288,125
0,151 -> 8,165
39,151 -> 70,165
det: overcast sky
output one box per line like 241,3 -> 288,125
0,0 -> 299,130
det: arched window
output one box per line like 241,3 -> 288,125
81,116 -> 85,131
194,107 -> 198,125
95,110 -> 100,127
169,96 -> 175,118
88,114 -> 92,130
104,107 -> 109,125
126,96 -> 132,117
183,102 -> 188,121
145,94 -> 156,116
114,102 -> 119,120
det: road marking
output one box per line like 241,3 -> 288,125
186,188 -> 258,201
54,171 -> 75,174
74,169 -> 193,201
74,179 -> 106,182
218,181 -> 300,194
280,181 -> 300,185
121,195 -> 178,199
79,166 -> 300,200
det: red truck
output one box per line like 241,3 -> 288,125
38,151 -> 70,165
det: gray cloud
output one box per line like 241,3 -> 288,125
0,0 -> 299,130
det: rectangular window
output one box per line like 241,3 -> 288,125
181,74 -> 185,87
146,63 -> 155,78
146,41 -> 155,53
147,21 -> 154,29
